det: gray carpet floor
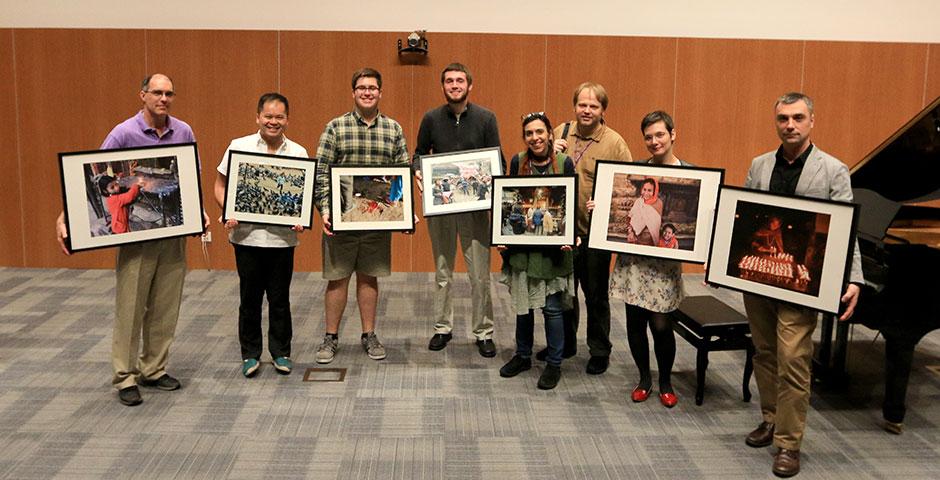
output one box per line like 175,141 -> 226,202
0,267 -> 938,479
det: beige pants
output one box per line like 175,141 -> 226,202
743,294 -> 817,450
112,237 -> 186,390
427,211 -> 494,340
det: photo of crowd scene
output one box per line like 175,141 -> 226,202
234,163 -> 306,218
338,175 -> 405,223
726,200 -> 829,296
429,159 -> 493,205
83,156 -> 183,237
606,173 -> 700,250
499,185 -> 567,237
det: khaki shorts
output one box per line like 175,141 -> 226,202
321,231 -> 392,280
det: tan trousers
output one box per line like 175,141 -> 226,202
427,211 -> 494,340
112,237 -> 186,390
743,294 -> 817,450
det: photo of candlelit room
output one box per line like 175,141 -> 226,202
726,200 -> 829,297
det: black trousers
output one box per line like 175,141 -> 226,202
234,244 -> 295,360
563,240 -> 612,357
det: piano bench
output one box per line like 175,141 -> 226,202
670,296 -> 755,406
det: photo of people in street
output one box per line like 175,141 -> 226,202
726,200 -> 829,296
233,162 -> 306,218
429,158 -> 493,206
338,175 -> 405,223
83,156 -> 183,237
605,173 -> 701,250
499,185 -> 567,237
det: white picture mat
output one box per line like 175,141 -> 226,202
329,166 -> 414,231
61,144 -> 203,251
420,147 -> 502,216
224,150 -> 316,227
588,162 -> 721,263
706,187 -> 856,313
491,175 -> 577,246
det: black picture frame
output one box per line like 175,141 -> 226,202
328,165 -> 415,232
490,174 -> 578,247
222,150 -> 317,228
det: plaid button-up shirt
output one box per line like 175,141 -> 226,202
314,110 -> 409,216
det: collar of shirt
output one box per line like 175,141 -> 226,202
134,110 -> 175,136
352,109 -> 382,128
445,103 -> 472,120
572,122 -> 605,142
254,131 -> 288,154
774,142 -> 813,168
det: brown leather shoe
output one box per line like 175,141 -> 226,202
772,448 -> 800,477
745,421 -> 775,447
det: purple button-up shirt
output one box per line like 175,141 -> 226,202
101,110 -> 196,149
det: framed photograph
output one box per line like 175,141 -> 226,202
222,150 -> 317,228
419,147 -> 502,216
706,186 -> 859,314
491,175 -> 577,247
329,165 -> 415,232
58,143 -> 204,253
588,161 -> 724,263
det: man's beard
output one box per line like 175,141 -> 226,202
446,91 -> 468,105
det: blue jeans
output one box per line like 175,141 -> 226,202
515,292 -> 565,366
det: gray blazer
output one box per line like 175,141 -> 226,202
744,146 -> 864,285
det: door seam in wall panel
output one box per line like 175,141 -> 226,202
276,31 -> 281,92
923,44 -> 930,107
11,31 -> 25,267
542,35 -> 548,111
799,40 -> 806,90
143,30 -> 149,73
672,38 -> 679,117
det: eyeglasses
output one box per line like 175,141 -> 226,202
354,85 -> 381,93
521,111 -> 545,121
146,89 -> 175,98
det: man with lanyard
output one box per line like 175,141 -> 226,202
551,82 -> 633,374
313,68 -> 409,364
213,93 -> 308,378
414,63 -> 503,357
742,92 -> 862,477
56,73 -> 206,406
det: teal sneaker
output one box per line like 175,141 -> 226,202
242,358 -> 260,378
272,356 -> 292,375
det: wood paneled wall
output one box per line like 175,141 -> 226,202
1,29 -> 936,271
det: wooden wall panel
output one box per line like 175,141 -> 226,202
146,30 -> 280,271
675,39 -> 803,186
803,41 -> 928,167
280,31 -> 415,272
15,29 -> 146,269
0,30 -> 23,267
546,36 -> 678,159
926,44 -> 940,104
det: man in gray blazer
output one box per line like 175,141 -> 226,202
741,92 -> 863,478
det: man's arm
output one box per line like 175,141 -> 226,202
314,123 -> 336,217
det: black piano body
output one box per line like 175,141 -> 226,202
820,95 -> 940,426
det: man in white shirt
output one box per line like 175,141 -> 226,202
213,93 -> 309,378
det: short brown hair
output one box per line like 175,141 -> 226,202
441,63 -> 473,85
775,92 -> 814,114
572,82 -> 609,110
351,67 -> 382,90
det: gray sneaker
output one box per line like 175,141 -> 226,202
316,335 -> 338,364
361,332 -> 387,360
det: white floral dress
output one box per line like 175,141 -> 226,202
608,254 -> 684,313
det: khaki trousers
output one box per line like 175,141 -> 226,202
112,237 -> 186,390
427,211 -> 494,340
743,294 -> 817,450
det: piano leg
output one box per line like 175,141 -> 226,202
881,333 -> 924,424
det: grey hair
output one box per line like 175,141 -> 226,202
775,92 -> 814,114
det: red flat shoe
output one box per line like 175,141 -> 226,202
631,385 -> 651,402
659,392 -> 678,408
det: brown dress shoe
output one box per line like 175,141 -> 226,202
772,448 -> 800,477
745,421 -> 775,447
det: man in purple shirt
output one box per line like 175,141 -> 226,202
57,73 -> 203,406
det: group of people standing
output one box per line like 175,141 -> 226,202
53,62 -> 863,478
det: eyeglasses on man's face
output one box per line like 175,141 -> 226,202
354,85 -> 380,93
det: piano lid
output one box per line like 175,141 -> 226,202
850,95 -> 940,203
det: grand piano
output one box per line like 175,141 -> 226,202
816,95 -> 940,433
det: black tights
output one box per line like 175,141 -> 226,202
625,304 -> 676,393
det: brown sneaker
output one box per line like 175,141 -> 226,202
772,448 -> 800,477
745,421 -> 775,447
